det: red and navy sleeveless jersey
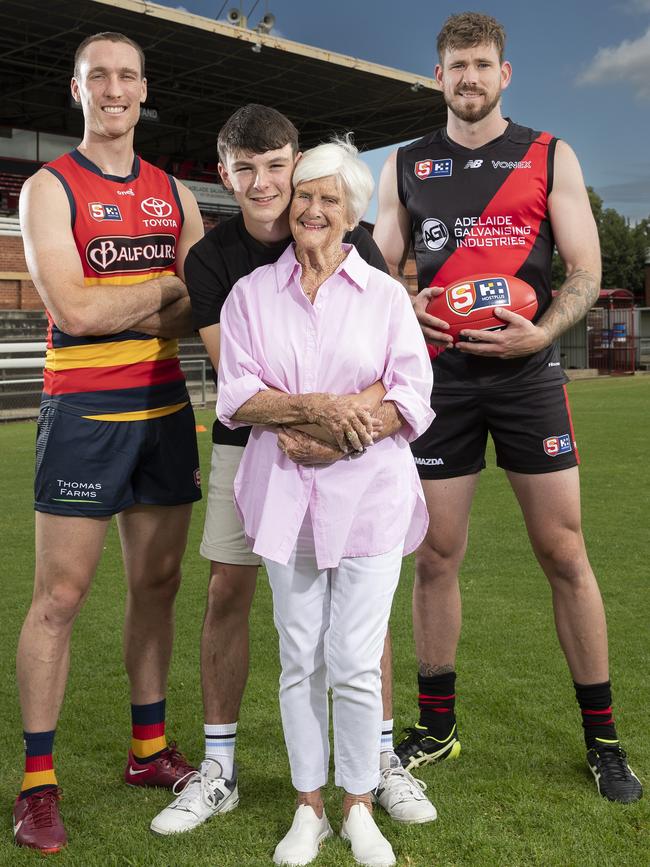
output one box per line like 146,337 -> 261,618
397,120 -> 568,391
42,149 -> 189,420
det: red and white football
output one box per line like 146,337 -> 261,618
425,273 -> 538,343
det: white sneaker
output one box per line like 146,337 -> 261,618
340,804 -> 396,867
375,753 -> 437,824
273,804 -> 333,866
149,759 -> 239,836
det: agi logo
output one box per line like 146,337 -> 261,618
414,158 -> 452,179
421,217 -> 449,251
446,276 -> 511,316
543,434 -> 572,457
88,202 -> 122,221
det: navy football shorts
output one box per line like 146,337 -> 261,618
411,383 -> 580,480
34,400 -> 201,516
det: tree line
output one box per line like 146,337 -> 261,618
552,188 -> 649,301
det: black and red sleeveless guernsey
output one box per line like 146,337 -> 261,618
42,149 -> 188,420
397,120 -> 568,392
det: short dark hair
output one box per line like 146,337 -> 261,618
74,32 -> 146,78
217,104 -> 299,163
437,12 -> 506,64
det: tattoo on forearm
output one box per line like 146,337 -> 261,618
537,268 -> 599,342
418,661 -> 454,677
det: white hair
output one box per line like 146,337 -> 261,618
292,134 -> 374,226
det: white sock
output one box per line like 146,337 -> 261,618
380,719 -> 394,754
204,722 -> 237,779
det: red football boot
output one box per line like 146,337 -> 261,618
13,788 -> 67,853
124,742 -> 195,789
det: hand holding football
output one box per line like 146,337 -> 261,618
425,274 -> 538,343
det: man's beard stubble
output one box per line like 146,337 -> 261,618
446,89 -> 502,123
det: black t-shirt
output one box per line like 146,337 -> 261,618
186,213 -> 388,445
397,120 -> 567,392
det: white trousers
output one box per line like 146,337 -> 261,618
265,515 -> 402,795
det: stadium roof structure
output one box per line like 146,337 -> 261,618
0,0 -> 445,163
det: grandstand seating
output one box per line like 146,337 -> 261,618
0,171 -> 26,215
0,312 -> 215,419
0,215 -> 21,235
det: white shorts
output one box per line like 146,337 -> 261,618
199,443 -> 262,566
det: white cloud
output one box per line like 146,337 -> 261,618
578,27 -> 650,98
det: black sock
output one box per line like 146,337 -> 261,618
574,680 -> 619,749
417,671 -> 456,739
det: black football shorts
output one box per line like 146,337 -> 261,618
34,400 -> 201,516
411,383 -> 580,480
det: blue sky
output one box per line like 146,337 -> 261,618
159,0 -> 650,222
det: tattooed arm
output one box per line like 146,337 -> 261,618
458,139 -> 600,359
418,661 -> 455,677
534,266 -> 599,344
535,140 -> 601,338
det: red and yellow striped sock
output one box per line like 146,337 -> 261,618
20,730 -> 58,799
131,699 -> 167,762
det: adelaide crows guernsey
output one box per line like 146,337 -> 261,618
397,120 -> 567,391
42,149 -> 189,420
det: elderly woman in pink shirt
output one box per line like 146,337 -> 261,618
217,137 -> 433,867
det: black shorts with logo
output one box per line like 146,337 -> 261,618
412,383 -> 580,480
34,400 -> 201,516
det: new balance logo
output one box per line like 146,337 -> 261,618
414,457 -> 444,466
464,159 -> 483,169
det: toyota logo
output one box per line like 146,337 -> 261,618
141,197 -> 172,217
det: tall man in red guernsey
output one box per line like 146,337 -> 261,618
14,32 -> 205,852
374,12 -> 642,803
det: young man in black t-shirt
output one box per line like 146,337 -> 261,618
150,105 -> 436,836
374,12 -> 641,804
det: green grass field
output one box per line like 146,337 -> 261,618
1,377 -> 648,866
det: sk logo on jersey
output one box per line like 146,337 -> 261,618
543,434 -> 572,457
446,277 -> 511,316
88,202 -> 122,221
414,158 -> 452,179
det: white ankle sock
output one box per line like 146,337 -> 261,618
380,719 -> 394,754
204,722 -> 237,779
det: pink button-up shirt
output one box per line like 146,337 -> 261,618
217,243 -> 434,569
